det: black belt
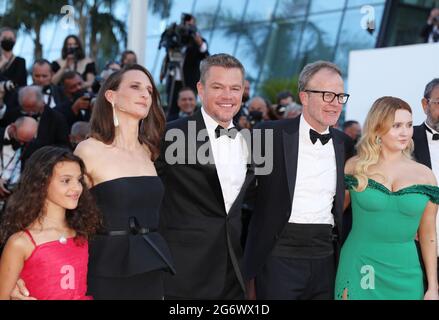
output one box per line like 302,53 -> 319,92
100,216 -> 158,236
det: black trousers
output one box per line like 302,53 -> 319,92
256,253 -> 336,300
165,252 -> 244,300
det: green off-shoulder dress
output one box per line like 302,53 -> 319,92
335,175 -> 439,300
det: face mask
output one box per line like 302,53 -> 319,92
1,38 -> 15,51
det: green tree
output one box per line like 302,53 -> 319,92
260,76 -> 299,104
0,0 -> 60,59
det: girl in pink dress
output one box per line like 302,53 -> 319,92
0,146 -> 101,300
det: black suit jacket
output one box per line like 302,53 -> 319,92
243,116 -> 350,281
413,124 -> 432,168
156,111 -> 254,299
21,106 -> 71,165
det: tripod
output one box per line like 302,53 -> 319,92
165,49 -> 186,120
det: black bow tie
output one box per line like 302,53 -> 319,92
425,125 -> 439,140
3,138 -> 22,151
309,129 -> 332,145
215,125 -> 238,139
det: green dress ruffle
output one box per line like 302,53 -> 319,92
335,175 -> 439,300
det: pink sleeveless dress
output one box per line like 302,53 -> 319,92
20,230 -> 92,300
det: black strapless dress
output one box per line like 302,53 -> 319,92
87,176 -> 175,300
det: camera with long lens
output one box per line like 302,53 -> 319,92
0,80 -> 16,94
247,111 -> 263,127
159,23 -> 198,51
66,47 -> 79,59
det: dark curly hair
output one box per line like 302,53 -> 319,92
0,146 -> 102,245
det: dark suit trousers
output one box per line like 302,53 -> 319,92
165,252 -> 244,300
256,254 -> 335,300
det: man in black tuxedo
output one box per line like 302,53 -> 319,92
413,78 -> 439,276
31,59 -> 63,109
156,54 -> 254,300
243,61 -> 352,300
16,86 -> 70,166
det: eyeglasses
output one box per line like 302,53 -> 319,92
304,89 -> 350,104
428,99 -> 439,106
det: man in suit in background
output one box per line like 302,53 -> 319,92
413,78 -> 439,277
16,86 -> 70,165
0,116 -> 38,212
157,53 -> 254,300
243,61 -> 352,300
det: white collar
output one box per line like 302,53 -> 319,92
299,114 -> 330,136
201,107 -> 234,130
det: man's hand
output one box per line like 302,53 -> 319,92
10,279 -> 36,300
428,8 -> 439,24
63,55 -> 76,70
72,96 -> 91,115
194,33 -> 204,47
0,178 -> 11,199
246,278 -> 256,300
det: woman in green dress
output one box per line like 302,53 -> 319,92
335,96 -> 439,300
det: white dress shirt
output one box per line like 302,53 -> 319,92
289,115 -> 337,226
424,123 -> 439,255
1,127 -> 22,187
201,108 -> 248,214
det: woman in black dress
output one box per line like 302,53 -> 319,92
0,27 -> 27,87
74,64 -> 175,299
51,35 -> 96,90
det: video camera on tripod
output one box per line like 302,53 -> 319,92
159,13 -> 200,110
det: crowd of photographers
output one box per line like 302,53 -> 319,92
0,11 -> 361,207
0,26 -> 138,203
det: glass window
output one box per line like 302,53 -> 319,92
297,11 -> 344,63
193,0 -> 221,30
333,5 -> 385,73
258,18 -> 308,80
244,0 -> 278,23
145,35 -> 161,74
275,0 -> 310,18
215,0 -> 248,28
207,28 -> 238,56
348,0 -> 386,8
167,0 -> 197,26
147,7 -> 167,37
233,23 -> 272,82
309,0 -> 345,14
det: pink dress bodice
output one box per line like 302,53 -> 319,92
20,230 -> 92,300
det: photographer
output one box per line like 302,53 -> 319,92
55,71 -> 93,129
0,117 -> 38,201
421,8 -> 439,43
51,35 -> 96,90
159,13 -> 209,121
91,60 -> 121,95
0,27 -> 27,88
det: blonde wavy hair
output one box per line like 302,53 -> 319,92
354,96 -> 414,191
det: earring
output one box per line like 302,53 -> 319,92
376,136 -> 382,145
112,102 -> 119,127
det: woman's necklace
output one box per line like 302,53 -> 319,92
40,217 -> 70,244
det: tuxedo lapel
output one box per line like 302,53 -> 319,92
330,128 -> 346,229
413,124 -> 432,168
283,118 -> 300,202
192,111 -> 227,213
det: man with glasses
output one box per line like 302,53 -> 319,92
243,60 -> 353,300
413,78 -> 439,277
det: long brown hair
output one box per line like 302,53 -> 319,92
90,64 -> 165,160
0,146 -> 102,245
